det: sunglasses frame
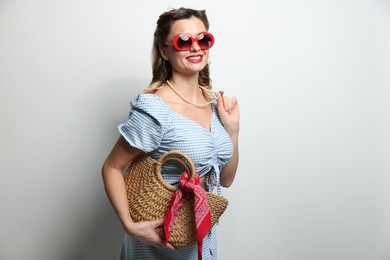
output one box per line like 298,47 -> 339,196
165,32 -> 215,51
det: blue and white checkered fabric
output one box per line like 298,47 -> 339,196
117,94 -> 233,260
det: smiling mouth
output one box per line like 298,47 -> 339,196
186,55 -> 203,63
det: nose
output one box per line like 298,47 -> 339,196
190,41 -> 201,52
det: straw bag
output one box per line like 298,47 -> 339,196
124,150 -> 229,249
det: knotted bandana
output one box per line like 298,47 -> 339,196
164,172 -> 211,260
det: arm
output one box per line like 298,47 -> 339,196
220,132 -> 239,187
102,136 -> 174,249
216,93 -> 240,187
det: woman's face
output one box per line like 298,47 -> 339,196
161,16 -> 210,76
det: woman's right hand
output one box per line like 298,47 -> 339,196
102,137 -> 175,250
123,218 -> 175,250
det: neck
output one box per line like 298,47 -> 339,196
165,80 -> 220,108
167,77 -> 202,102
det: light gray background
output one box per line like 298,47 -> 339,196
1,0 -> 389,260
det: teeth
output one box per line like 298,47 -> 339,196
188,56 -> 201,61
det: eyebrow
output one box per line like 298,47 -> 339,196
175,32 -> 207,37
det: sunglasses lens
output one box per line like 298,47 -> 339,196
176,35 -> 193,50
198,33 -> 213,50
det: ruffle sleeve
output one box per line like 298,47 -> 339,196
117,94 -> 170,152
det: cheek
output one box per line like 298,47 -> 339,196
167,50 -> 185,61
170,53 -> 187,65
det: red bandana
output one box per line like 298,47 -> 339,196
164,172 -> 211,260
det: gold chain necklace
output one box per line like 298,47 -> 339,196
165,80 -> 221,107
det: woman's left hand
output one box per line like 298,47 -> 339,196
216,91 -> 240,136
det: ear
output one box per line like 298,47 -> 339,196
159,45 -> 169,61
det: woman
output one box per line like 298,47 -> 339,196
102,7 -> 240,260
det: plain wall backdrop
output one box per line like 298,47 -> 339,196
1,0 -> 389,259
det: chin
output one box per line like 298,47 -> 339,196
189,63 -> 207,72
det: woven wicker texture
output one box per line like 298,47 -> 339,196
124,150 -> 229,248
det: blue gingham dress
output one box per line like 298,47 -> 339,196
117,94 -> 233,260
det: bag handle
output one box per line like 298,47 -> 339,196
159,150 -> 196,180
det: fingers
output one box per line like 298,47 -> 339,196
216,92 -> 229,113
231,96 -> 239,109
214,90 -> 224,97
155,237 -> 175,250
154,236 -> 172,250
221,95 -> 230,114
151,219 -> 175,250
151,218 -> 164,228
218,93 -> 238,115
166,242 -> 175,250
